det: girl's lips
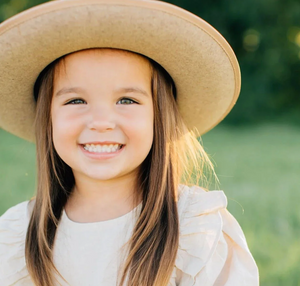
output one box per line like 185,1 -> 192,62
79,144 -> 125,160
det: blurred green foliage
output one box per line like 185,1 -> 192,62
1,0 -> 299,125
166,0 -> 300,125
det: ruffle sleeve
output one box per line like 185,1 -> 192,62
173,185 -> 259,286
0,201 -> 33,285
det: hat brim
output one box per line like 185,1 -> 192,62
0,0 -> 240,142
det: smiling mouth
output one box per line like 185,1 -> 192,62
82,143 -> 124,153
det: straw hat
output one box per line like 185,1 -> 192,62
0,0 -> 240,142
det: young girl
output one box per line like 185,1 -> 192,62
0,0 -> 259,285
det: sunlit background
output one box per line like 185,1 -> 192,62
1,0 -> 300,285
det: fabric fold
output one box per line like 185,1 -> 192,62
0,201 -> 31,285
174,185 -> 259,286
175,186 -> 226,280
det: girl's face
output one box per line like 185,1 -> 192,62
51,49 -> 153,184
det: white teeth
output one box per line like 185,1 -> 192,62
83,144 -> 122,153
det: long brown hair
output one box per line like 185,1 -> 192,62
25,48 -> 215,286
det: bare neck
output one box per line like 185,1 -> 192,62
64,172 -> 141,223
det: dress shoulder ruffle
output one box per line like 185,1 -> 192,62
0,201 -> 33,285
171,185 -> 259,286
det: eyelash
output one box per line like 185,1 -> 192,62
66,98 -> 86,105
65,97 -> 137,105
117,98 -> 137,105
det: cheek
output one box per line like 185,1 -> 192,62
51,108 -> 81,153
127,106 -> 154,147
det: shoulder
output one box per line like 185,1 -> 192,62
177,184 -> 227,218
174,185 -> 259,286
0,200 -> 34,285
0,200 -> 32,240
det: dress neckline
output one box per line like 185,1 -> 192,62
61,202 -> 143,230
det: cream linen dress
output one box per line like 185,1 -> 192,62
0,185 -> 259,286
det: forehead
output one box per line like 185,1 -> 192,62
51,48 -> 154,102
52,49 -> 153,95
56,48 -> 152,76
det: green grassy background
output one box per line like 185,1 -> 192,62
1,124 -> 300,285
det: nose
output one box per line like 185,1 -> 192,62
86,105 -> 116,132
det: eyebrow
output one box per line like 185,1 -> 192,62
55,86 -> 150,97
55,87 -> 84,97
115,87 -> 149,97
